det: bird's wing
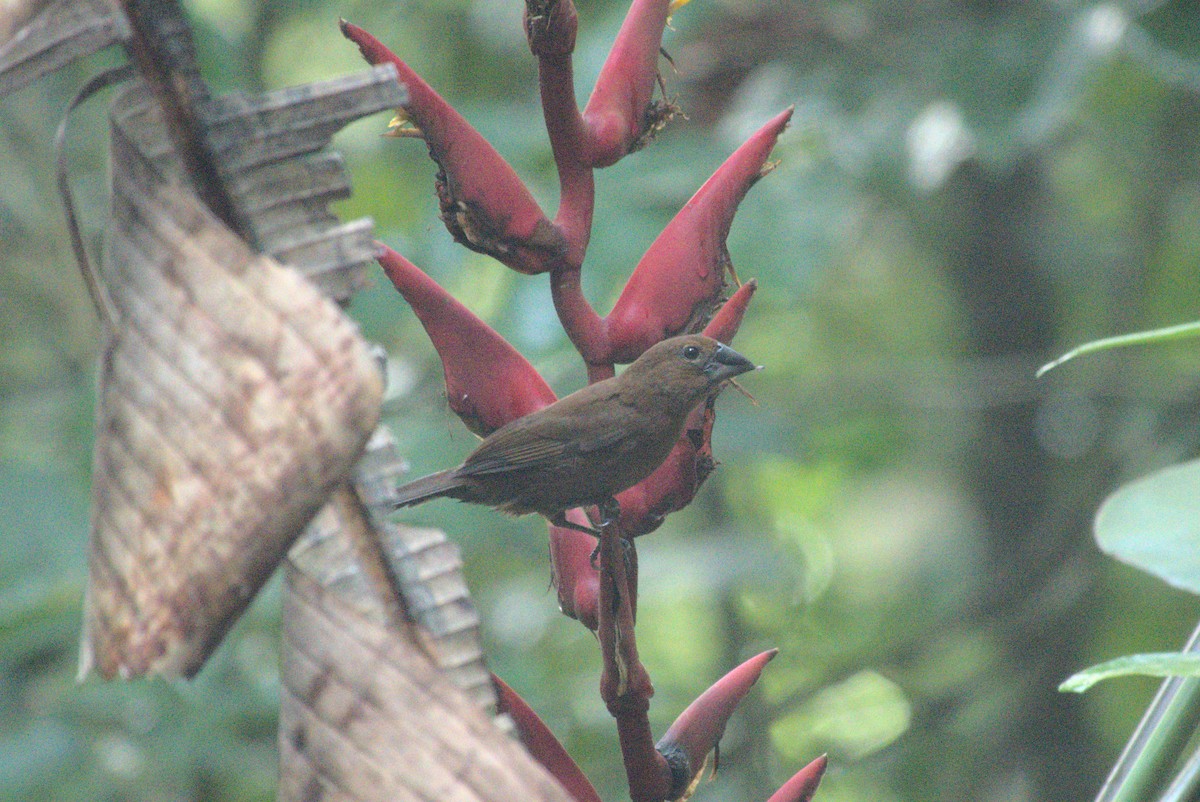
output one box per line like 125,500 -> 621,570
459,428 -> 629,476
458,391 -> 631,477
459,435 -> 569,476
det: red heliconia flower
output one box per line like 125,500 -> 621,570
360,9 -> 789,798
377,245 -> 556,436
581,0 -> 678,167
656,650 -> 779,799
604,109 -> 791,364
766,755 -> 828,802
494,674 -> 601,802
342,20 -> 566,275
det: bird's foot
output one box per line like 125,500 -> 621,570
550,513 -> 601,538
587,498 -> 625,569
598,498 -> 621,528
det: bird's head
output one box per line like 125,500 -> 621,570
623,334 -> 759,409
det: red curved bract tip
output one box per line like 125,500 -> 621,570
657,650 -> 779,795
766,755 -> 828,802
704,279 -> 757,344
581,0 -> 674,167
342,20 -> 566,274
494,674 -> 601,802
604,109 -> 791,363
377,245 -> 557,436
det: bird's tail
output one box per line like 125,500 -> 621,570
391,468 -> 463,508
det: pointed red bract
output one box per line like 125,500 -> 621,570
377,245 -> 557,436
342,20 -> 566,274
616,400 -> 715,538
604,109 -> 791,363
705,279 -> 757,344
494,675 -> 601,802
657,650 -> 778,796
767,755 -> 828,802
549,510 -> 600,630
582,0 -> 675,166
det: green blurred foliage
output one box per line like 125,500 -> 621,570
1095,456 -> 1200,593
3,0 -> 1200,800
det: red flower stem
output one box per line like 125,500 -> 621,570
554,160 -> 595,269
536,52 -> 594,263
535,44 -> 608,362
624,529 -> 639,614
551,266 -> 609,364
617,702 -> 671,802
597,528 -> 650,703
596,521 -> 625,699
594,522 -> 662,800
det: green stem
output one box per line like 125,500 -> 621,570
1095,621 -> 1200,802
1159,739 -> 1200,802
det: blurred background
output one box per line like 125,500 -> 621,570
3,0 -> 1200,799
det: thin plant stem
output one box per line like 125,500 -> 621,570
1095,621 -> 1200,802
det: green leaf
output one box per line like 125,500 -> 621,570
1060,653 -> 1200,693
1037,319 -> 1200,377
1095,458 -> 1200,594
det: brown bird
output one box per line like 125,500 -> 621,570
392,334 -> 758,534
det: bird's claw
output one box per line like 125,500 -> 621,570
587,498 -> 624,569
598,498 -> 621,528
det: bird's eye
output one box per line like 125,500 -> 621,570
682,345 -> 702,360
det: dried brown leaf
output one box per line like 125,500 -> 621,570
279,541 -> 571,802
79,171 -> 383,679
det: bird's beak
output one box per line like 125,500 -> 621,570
704,343 -> 758,384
